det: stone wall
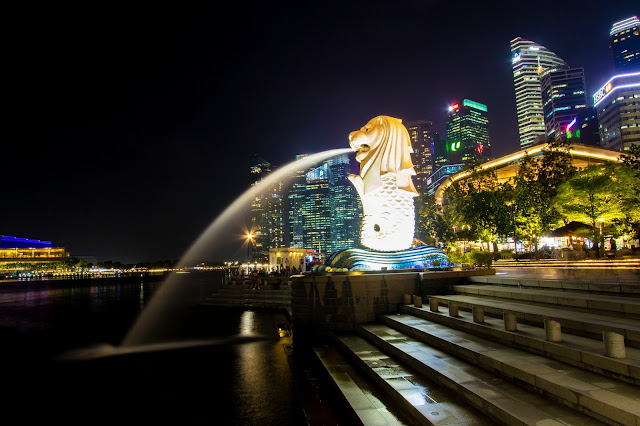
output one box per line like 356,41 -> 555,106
291,269 -> 494,335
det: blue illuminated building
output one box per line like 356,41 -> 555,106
0,235 -> 56,249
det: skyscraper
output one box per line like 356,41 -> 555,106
288,154 -> 360,256
610,16 -> 640,72
540,67 -> 588,141
405,120 -> 436,194
299,163 -> 332,256
327,154 -> 360,252
249,154 -> 284,261
593,72 -> 640,151
511,37 -> 567,149
445,99 -> 490,164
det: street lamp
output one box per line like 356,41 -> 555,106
247,233 -> 253,263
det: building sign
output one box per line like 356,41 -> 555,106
593,82 -> 613,105
593,72 -> 640,107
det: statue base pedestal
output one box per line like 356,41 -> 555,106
322,245 -> 452,272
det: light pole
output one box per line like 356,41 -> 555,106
247,233 -> 253,263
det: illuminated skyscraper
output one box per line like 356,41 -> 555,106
327,154 -> 360,252
610,16 -> 640,72
593,72 -> 640,151
405,120 -> 436,194
249,154 -> 284,261
445,99 -> 490,164
540,67 -> 588,141
287,154 -> 311,249
288,154 -> 360,256
511,38 -> 567,149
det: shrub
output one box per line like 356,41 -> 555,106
466,251 -> 493,268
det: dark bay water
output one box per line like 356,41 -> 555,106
0,272 -> 348,425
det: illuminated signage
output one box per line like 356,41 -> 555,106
451,103 -> 459,110
566,117 -> 577,132
450,141 -> 461,152
593,72 -> 640,107
463,99 -> 487,112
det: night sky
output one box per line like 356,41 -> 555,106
4,1 -> 638,264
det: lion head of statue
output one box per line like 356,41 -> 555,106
348,115 -> 418,195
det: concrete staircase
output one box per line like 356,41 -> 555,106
200,280 -> 292,312
313,274 -> 640,425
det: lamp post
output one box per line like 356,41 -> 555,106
247,233 -> 253,263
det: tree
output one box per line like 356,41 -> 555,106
553,163 -> 640,256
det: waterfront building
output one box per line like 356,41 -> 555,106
540,67 -> 588,141
511,37 -> 567,149
268,247 -> 312,273
593,71 -> 640,151
610,16 -> 640,72
405,120 -> 437,194
445,99 -> 490,164
0,235 -> 68,267
249,154 -> 284,261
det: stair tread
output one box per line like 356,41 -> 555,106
379,314 -> 640,425
432,294 -> 640,330
402,305 -> 640,380
313,344 -> 409,425
359,322 -> 605,425
453,284 -> 640,305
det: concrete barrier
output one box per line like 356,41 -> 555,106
472,306 -> 484,323
504,311 -> 517,331
544,319 -> 562,342
429,297 -> 439,312
449,301 -> 459,317
603,331 -> 626,358
413,295 -> 423,308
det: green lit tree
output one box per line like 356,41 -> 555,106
553,162 -> 640,256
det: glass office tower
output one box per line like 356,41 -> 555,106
511,37 -> 567,149
445,99 -> 490,164
540,67 -> 588,141
610,16 -> 640,72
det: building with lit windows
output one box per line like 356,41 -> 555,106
610,16 -> 640,72
445,99 -> 490,164
593,72 -> 640,151
299,162 -> 332,256
249,154 -> 284,261
511,37 -> 567,149
0,235 -> 68,266
287,154 -> 311,250
540,67 -> 588,141
576,107 -> 601,146
405,120 -> 437,194
327,154 -> 360,252
287,154 -> 360,257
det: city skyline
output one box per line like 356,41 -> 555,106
3,2 -> 637,263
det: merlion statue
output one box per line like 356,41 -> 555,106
348,115 -> 418,251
